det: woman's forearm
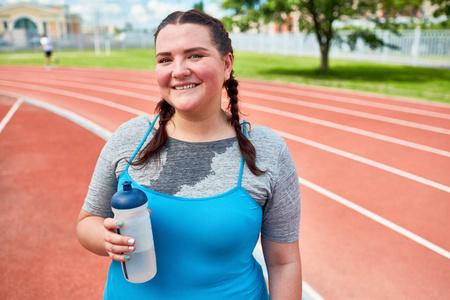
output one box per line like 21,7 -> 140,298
262,237 -> 303,299
76,211 -> 109,256
267,260 -> 302,299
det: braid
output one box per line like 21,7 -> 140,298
149,10 -> 265,176
130,99 -> 174,167
226,73 -> 266,176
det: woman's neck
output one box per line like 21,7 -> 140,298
166,110 -> 235,142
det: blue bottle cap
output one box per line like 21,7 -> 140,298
111,181 -> 147,209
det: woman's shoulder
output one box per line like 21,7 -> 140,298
107,115 -> 153,145
115,115 -> 153,134
247,123 -> 285,145
246,124 -> 288,160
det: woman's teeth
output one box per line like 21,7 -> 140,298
174,84 -> 197,90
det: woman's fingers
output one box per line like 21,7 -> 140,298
103,218 -> 135,262
104,217 -> 123,231
104,241 -> 135,255
110,253 -> 132,262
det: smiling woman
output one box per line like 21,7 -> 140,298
76,9 -> 302,300
154,24 -> 233,127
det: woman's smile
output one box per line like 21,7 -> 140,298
173,83 -> 200,91
155,23 -> 233,115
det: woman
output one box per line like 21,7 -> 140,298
77,10 -> 302,299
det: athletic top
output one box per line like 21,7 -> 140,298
104,117 -> 268,299
40,36 -> 53,51
83,115 -> 301,243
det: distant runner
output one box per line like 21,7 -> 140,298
40,34 -> 58,70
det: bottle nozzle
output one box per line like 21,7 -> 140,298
122,181 -> 132,192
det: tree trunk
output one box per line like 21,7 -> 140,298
320,43 -> 329,71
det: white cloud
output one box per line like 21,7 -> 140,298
69,4 -> 83,14
104,3 -> 122,15
3,0 -> 32,4
130,4 -> 151,24
2,0 -> 63,4
69,4 -> 95,23
204,3 -> 232,20
146,0 -> 185,20
37,0 -> 66,5
0,0 -> 230,30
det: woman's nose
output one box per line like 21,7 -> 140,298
172,60 -> 191,78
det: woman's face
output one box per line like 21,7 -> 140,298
155,23 -> 233,117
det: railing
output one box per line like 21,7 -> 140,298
1,28 -> 449,68
230,28 -> 450,68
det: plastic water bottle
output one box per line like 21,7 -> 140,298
111,181 -> 157,283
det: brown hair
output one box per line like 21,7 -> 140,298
132,10 -> 265,176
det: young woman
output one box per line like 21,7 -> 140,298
77,10 -> 302,299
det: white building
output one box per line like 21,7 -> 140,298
0,2 -> 81,47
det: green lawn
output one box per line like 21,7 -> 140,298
1,48 -> 449,103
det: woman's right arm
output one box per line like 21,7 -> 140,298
76,209 -> 135,262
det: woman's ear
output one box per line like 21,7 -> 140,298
223,52 -> 234,81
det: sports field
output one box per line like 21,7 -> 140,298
0,51 -> 449,299
1,48 -> 449,103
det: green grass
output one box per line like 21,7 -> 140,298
1,48 -> 449,103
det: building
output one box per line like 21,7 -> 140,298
0,2 -> 81,47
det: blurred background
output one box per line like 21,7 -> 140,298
1,0 -> 449,104
0,0 -> 448,69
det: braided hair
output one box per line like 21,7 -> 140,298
132,10 -> 265,176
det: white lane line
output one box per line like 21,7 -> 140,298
5,74 -> 450,123
2,81 -> 448,191
242,102 -> 450,157
0,73 -> 159,93
2,77 -> 161,102
22,97 -> 113,140
0,90 -> 21,98
3,68 -> 449,110
241,90 -> 450,134
277,130 -> 450,193
240,82 -> 450,119
302,282 -> 325,300
0,98 -> 23,135
299,177 -> 450,259
2,79 -> 448,157
0,80 -> 149,116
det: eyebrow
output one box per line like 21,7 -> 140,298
156,47 -> 209,57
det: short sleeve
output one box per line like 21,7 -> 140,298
261,142 -> 301,243
81,116 -> 155,217
81,138 -> 118,218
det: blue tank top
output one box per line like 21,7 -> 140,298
104,116 -> 269,299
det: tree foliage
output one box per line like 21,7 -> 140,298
221,0 -> 449,71
193,1 -> 205,12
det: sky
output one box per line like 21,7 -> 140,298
0,0 -> 232,30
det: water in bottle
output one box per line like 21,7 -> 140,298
111,181 -> 157,283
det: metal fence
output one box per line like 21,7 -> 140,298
230,28 -> 450,68
0,30 -> 155,54
1,28 -> 449,68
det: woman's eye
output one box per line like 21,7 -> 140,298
158,58 -> 171,64
189,54 -> 203,59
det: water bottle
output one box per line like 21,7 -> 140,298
111,181 -> 157,283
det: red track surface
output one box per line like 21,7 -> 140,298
1,65 -> 449,299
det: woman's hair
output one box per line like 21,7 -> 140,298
131,9 -> 265,176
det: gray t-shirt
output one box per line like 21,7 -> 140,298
82,116 -> 300,243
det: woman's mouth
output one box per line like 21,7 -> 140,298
173,84 -> 199,90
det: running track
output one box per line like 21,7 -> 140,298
0,65 -> 449,299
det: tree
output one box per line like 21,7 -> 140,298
430,0 -> 450,28
222,0 -> 446,71
193,1 -> 205,12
